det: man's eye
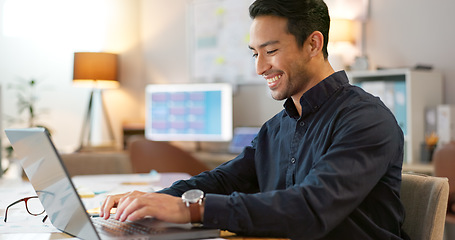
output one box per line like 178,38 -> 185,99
267,49 -> 278,54
252,53 -> 258,58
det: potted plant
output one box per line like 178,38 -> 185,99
2,78 -> 51,176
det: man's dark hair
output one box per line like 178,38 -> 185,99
249,0 -> 330,59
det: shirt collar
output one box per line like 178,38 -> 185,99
283,70 -> 349,119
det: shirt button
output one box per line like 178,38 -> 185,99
291,157 -> 296,164
299,122 -> 305,127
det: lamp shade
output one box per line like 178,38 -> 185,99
329,19 -> 355,43
73,52 -> 119,89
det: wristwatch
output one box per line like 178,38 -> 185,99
182,189 -> 204,223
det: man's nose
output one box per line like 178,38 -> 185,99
255,54 -> 271,76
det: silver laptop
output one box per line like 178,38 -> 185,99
5,128 -> 220,240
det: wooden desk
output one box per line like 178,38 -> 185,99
228,238 -> 288,240
0,231 -> 288,240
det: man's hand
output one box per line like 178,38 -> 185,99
100,191 -> 191,223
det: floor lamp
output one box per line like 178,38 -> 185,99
328,18 -> 356,71
73,52 -> 119,151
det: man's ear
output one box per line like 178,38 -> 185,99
307,31 -> 324,58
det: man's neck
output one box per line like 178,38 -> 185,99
292,62 -> 335,116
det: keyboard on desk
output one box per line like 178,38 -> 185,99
92,217 -> 161,236
90,216 -> 220,240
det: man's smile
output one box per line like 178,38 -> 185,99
265,73 -> 283,88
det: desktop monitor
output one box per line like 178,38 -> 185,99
145,83 -> 233,142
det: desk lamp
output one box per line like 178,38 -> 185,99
73,52 -> 118,151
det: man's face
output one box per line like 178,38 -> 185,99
249,15 -> 312,101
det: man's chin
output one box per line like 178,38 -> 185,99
269,91 -> 287,101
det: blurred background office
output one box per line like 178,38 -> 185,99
0,0 -> 454,153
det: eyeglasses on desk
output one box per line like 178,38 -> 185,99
4,196 -> 48,223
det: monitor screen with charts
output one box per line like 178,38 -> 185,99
145,83 -> 233,142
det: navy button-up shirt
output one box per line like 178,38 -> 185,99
159,71 -> 407,239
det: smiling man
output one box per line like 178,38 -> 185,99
248,13 -> 334,114
101,0 -> 409,239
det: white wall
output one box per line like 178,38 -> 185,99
134,0 -> 192,123
0,0 -> 144,152
141,0 -> 190,85
366,0 -> 455,103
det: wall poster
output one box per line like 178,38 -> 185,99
189,0 -> 261,84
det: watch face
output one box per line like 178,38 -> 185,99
182,189 -> 204,203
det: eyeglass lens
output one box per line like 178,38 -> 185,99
4,196 -> 45,222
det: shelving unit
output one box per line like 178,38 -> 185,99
347,69 -> 443,165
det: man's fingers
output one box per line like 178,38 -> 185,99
114,195 -> 130,220
101,193 -> 127,219
99,199 -> 106,218
126,206 -> 154,222
101,192 -> 188,224
115,191 -> 145,220
118,197 -> 150,222
102,195 -> 119,219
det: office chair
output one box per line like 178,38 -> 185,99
400,173 -> 449,240
433,141 -> 455,238
128,137 -> 211,176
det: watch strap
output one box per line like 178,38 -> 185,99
188,202 -> 202,223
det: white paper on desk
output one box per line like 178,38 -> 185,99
0,208 -> 59,233
72,174 -> 161,212
72,173 -> 160,194
0,181 -> 36,207
0,180 -> 59,233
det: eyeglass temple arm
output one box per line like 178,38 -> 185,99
3,198 -> 25,222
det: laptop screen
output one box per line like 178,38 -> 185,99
229,127 -> 260,154
5,128 -> 99,239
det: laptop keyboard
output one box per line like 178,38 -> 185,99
92,217 -> 163,236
